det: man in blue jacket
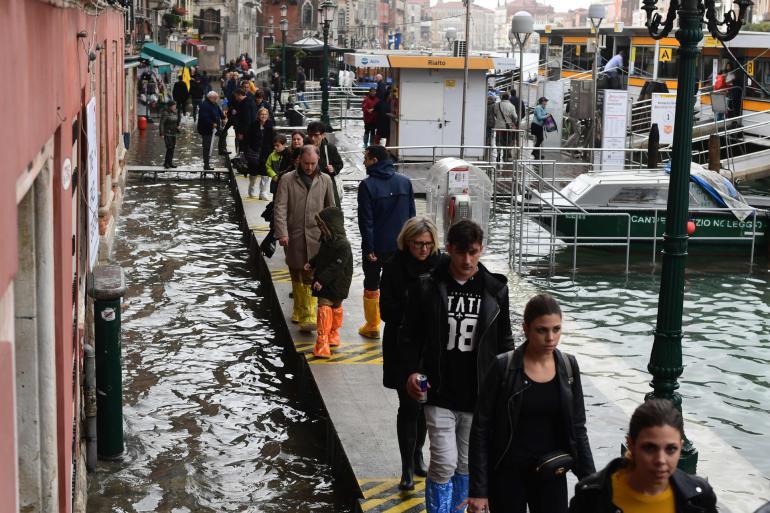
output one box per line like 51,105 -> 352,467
356,145 -> 415,339
197,91 -> 223,170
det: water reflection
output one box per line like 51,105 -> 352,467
88,170 -> 344,511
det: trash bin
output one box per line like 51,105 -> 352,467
88,264 -> 127,459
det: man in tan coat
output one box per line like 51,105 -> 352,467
274,145 -> 336,331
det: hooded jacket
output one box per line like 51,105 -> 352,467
568,458 -> 717,513
380,249 -> 440,389
468,342 -> 596,498
357,159 -> 416,255
401,256 -> 515,408
308,207 -> 353,302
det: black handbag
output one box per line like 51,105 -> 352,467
260,231 -> 276,258
534,451 -> 574,481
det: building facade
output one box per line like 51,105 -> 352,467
430,1 -> 495,52
0,1 -> 132,512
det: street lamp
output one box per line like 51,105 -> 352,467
280,4 -> 288,89
510,11 -> 534,160
641,0 -> 751,474
445,26 -> 457,51
320,0 -> 337,131
588,3 -> 605,149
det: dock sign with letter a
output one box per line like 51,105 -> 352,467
659,47 -> 673,62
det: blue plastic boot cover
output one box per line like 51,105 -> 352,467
425,478 -> 454,513
451,473 -> 470,512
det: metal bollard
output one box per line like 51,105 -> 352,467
88,264 -> 127,459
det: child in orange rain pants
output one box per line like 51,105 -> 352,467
304,206 -> 353,358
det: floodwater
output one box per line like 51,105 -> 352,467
87,120 -> 350,513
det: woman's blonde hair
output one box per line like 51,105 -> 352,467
396,216 -> 439,255
257,107 -> 269,119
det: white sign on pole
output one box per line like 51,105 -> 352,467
595,89 -> 628,170
86,97 -> 99,271
650,93 -> 677,145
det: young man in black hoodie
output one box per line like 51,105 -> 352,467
403,220 -> 514,513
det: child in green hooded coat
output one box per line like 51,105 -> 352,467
304,206 -> 353,358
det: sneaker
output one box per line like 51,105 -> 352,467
169,164 -> 178,168
259,192 -> 270,201
203,165 -> 214,171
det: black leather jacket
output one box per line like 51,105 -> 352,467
468,342 -> 595,498
569,458 -> 718,513
401,258 -> 515,405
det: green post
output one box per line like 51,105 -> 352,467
645,0 -> 702,473
281,31 -> 287,91
321,23 -> 331,131
89,264 -> 127,459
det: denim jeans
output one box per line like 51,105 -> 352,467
424,405 -> 473,484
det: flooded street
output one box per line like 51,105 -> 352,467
87,123 -> 348,513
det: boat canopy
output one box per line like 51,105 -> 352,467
667,163 -> 754,221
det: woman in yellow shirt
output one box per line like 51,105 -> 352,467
569,399 -> 717,513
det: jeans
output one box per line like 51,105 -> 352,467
489,465 -> 568,513
424,405 -> 473,484
362,251 -> 391,291
297,91 -> 309,110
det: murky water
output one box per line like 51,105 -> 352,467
88,123 -> 349,513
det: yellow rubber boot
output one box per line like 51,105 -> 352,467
299,283 -> 317,333
358,290 -> 381,339
290,281 -> 302,323
313,306 -> 333,358
329,306 -> 343,347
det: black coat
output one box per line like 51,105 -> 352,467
309,207 -> 353,302
190,76 -> 204,100
319,139 -> 344,205
172,80 -> 189,104
468,342 -> 596,498
196,99 -> 223,135
569,458 -> 717,513
272,75 -> 283,92
296,71 -> 306,92
402,257 -> 515,404
233,95 -> 257,134
245,120 -> 275,175
380,250 -> 440,389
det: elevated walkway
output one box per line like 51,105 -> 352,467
722,147 -> 770,181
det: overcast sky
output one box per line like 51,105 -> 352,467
472,0 -> 593,11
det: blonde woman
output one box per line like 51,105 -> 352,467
380,217 -> 441,490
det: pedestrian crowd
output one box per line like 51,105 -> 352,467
251,121 -> 718,512
154,61 -> 719,513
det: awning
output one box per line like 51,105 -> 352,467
140,42 -> 197,67
139,52 -> 172,73
343,53 -> 391,68
289,36 -> 350,52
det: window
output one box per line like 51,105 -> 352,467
746,58 -> 770,99
631,46 -> 655,78
301,1 -> 313,28
562,44 -> 591,72
657,47 -> 678,80
338,9 -> 346,32
609,186 -> 667,205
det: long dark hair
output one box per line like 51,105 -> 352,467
523,293 -> 562,326
628,399 -> 684,442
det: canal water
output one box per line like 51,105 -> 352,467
88,123 -> 350,512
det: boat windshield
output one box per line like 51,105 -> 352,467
608,186 -> 668,206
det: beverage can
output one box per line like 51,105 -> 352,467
417,374 -> 428,403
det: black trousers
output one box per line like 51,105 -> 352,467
163,135 -> 176,166
489,465 -> 567,513
362,251 -> 392,291
396,387 -> 426,471
201,133 -> 213,166
191,98 -> 202,121
531,123 -> 545,159
364,122 -> 377,146
273,92 -> 283,112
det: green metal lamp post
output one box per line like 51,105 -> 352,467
280,4 -> 288,88
320,0 -> 337,131
641,0 -> 752,473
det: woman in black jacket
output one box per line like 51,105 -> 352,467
245,107 -> 274,199
466,294 -> 594,513
380,216 -> 441,491
569,399 -> 717,513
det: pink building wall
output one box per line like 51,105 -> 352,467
0,2 -> 127,511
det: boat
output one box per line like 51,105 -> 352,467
526,164 -> 768,250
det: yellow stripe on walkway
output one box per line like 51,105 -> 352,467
360,479 -> 425,512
